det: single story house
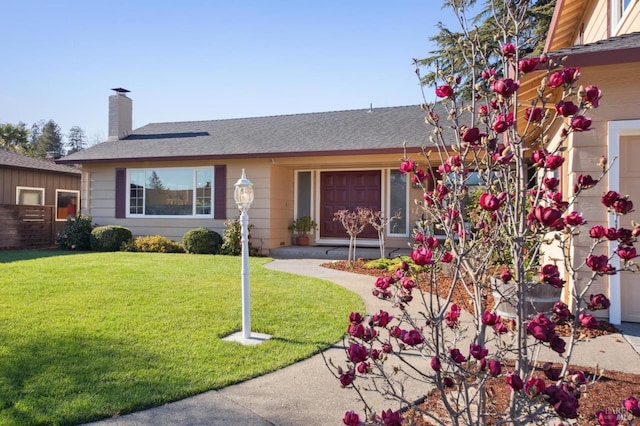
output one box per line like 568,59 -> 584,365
0,150 -> 81,248
58,90 -> 435,254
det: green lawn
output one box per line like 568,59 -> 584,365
0,251 -> 364,425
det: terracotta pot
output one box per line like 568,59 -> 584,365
295,236 -> 310,246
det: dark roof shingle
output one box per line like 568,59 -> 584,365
59,105 -> 435,163
0,150 -> 81,174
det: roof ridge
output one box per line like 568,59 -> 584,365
142,105 -> 420,127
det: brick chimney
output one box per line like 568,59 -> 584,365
108,88 -> 132,141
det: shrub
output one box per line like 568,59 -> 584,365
182,227 -> 223,254
124,235 -> 184,253
56,215 -> 94,250
90,225 -> 132,252
220,217 -> 258,256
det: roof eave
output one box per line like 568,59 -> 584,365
55,147 -> 428,165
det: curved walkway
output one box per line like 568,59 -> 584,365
86,258 -> 640,426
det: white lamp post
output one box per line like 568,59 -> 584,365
234,169 -> 254,340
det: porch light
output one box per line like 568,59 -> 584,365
224,169 -> 270,345
234,169 -> 254,212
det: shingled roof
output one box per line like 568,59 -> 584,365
0,150 -> 80,174
59,105 -> 437,164
547,31 -> 640,67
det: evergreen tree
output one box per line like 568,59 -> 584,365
148,171 -> 166,190
0,122 -> 29,152
66,126 -> 87,154
32,120 -> 65,159
416,0 -> 555,99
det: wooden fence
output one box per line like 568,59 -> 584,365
0,205 -> 55,249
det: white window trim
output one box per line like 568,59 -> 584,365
16,186 -> 44,205
386,168 -> 410,237
125,166 -> 215,218
607,119 -> 640,325
55,189 -> 80,221
612,0 -> 635,34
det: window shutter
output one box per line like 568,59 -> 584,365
214,165 -> 227,219
115,168 -> 126,218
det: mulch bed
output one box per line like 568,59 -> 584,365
321,259 -> 639,425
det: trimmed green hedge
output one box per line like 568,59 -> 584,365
182,227 -> 223,254
90,225 -> 133,252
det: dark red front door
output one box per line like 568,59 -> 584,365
320,170 -> 381,239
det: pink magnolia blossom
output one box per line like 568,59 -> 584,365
411,247 -> 433,266
583,85 -> 602,108
588,293 -> 611,310
506,372 -> 524,391
543,177 -> 560,190
347,343 -> 369,363
500,268 -> 512,283
602,190 -> 621,207
579,312 -> 599,329
617,245 -> 637,261
501,42 -> 516,58
544,384 -> 579,419
596,409 -> 620,426
555,100 -> 579,117
525,106 -> 544,122
449,347 -> 466,363
612,197 -> 634,215
469,343 -> 488,360
482,310 -> 500,326
401,329 -> 424,346
479,192 -> 502,211
340,370 -> 356,387
431,356 -> 441,371
398,159 -> 414,174
488,359 -> 501,376
491,78 -> 519,97
571,115 -> 592,132
586,254 -> 616,274
622,396 -> 640,417
518,57 -> 538,73
589,225 -> 606,239
524,377 -> 546,396
435,85 -> 454,98
380,409 -> 402,426
564,211 -> 585,227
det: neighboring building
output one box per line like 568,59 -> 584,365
523,0 -> 640,323
0,150 -> 81,248
59,89 -> 437,255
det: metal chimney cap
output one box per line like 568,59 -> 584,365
111,88 -> 130,94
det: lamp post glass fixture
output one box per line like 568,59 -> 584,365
234,169 -> 254,340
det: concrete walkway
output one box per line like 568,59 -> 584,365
86,258 -> 640,426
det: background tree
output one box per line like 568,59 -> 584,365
66,126 -> 87,154
32,120 -> 65,159
416,0 -> 555,99
0,122 -> 29,152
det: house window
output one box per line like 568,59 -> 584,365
388,169 -> 408,235
126,167 -> 214,217
56,190 -> 79,221
296,171 -> 312,218
612,0 -> 634,30
16,186 -> 44,205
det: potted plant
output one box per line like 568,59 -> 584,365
288,216 -> 317,246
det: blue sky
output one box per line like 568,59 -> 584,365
1,1 -> 459,145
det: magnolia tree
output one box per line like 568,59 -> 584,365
331,2 -> 639,425
334,208 -> 402,262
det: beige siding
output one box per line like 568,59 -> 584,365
582,0 -> 608,43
